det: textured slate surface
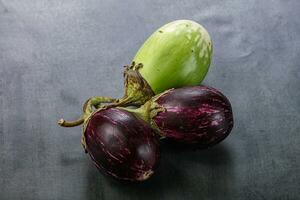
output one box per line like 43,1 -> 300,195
1,0 -> 299,199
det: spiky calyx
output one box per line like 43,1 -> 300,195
118,89 -> 174,138
114,62 -> 155,107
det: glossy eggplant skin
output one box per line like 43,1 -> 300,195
84,108 -> 160,182
153,86 -> 233,148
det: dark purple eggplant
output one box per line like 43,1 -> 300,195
124,86 -> 233,148
58,103 -> 160,182
84,108 -> 160,182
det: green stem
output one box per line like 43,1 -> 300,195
92,96 -> 117,109
57,117 -> 84,127
112,96 -> 133,107
83,96 -> 116,116
58,96 -> 116,127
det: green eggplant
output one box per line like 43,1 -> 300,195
119,19 -> 213,106
134,20 -> 212,94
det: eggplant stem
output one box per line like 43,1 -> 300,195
85,96 -> 117,110
58,117 -> 84,127
83,96 -> 116,116
111,96 -> 132,107
58,96 -> 115,128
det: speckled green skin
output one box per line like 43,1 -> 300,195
133,20 -> 212,94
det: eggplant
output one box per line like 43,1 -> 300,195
123,86 -> 233,148
58,101 -> 160,182
84,108 -> 160,182
89,20 -> 212,108
133,20 -> 212,95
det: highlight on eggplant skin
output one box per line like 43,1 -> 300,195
84,108 -> 160,182
153,86 -> 233,148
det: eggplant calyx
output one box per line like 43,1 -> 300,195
116,62 -> 155,107
119,95 -> 168,139
148,102 -> 166,138
147,89 -> 177,138
143,89 -> 175,138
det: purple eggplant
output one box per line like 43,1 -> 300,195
58,97 -> 160,182
84,108 -> 160,182
125,86 -> 233,148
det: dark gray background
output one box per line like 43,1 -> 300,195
1,0 -> 299,199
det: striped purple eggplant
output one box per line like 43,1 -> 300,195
125,86 -> 233,148
84,108 -> 160,182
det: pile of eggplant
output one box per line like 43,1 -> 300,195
58,20 -> 234,182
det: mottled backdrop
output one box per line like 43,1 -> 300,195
0,0 -> 299,199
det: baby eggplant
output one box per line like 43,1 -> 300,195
133,20 -> 212,95
59,105 -> 160,182
124,86 -> 233,148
